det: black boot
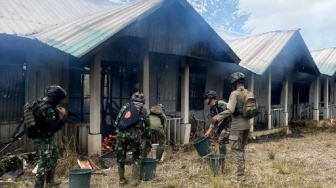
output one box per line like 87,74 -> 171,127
34,176 -> 45,188
130,164 -> 140,186
46,169 -> 61,187
118,167 -> 127,185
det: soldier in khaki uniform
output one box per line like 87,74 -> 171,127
212,72 -> 252,181
148,103 -> 166,161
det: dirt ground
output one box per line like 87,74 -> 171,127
2,127 -> 336,188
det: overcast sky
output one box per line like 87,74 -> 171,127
239,0 -> 336,51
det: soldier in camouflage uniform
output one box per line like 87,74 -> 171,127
114,92 -> 151,185
203,90 -> 231,156
29,85 -> 67,188
214,72 -> 253,181
147,103 -> 166,161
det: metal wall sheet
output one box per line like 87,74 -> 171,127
149,54 -> 179,116
0,64 -> 25,121
311,47 -> 336,76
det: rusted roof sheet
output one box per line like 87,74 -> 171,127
227,30 -> 304,75
311,48 -> 336,76
35,0 -> 240,63
0,0 -> 117,36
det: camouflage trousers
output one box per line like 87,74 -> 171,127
116,128 -> 143,168
218,128 -> 230,156
141,125 -> 166,160
34,138 -> 59,178
229,129 -> 249,177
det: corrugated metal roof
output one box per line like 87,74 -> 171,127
0,0 -> 117,36
213,28 -> 246,41
36,0 -> 165,58
35,0 -> 240,64
311,47 -> 336,76
227,30 -> 297,75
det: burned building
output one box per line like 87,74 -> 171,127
215,29 -> 320,133
311,47 -> 336,120
0,0 -> 240,155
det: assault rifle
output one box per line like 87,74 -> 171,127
0,119 -> 25,154
210,115 -> 232,144
0,110 -> 78,154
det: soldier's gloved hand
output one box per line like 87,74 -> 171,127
211,116 -> 218,123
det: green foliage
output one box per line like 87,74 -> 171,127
116,0 -> 252,34
188,0 -> 252,33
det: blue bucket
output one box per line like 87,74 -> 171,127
140,158 -> 158,181
69,169 -> 92,188
207,154 -> 225,175
192,137 -> 211,157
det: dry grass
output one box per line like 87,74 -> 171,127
56,135 -> 80,177
3,125 -> 336,188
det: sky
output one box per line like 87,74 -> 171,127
239,0 -> 336,51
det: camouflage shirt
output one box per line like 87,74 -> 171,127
209,100 -> 227,129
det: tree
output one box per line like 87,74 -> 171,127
188,0 -> 252,34
114,0 -> 252,34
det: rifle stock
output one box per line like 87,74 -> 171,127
213,116 -> 232,137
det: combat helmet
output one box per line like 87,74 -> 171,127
230,72 -> 246,84
158,103 -> 165,111
203,90 -> 217,99
46,85 -> 67,100
130,92 -> 145,104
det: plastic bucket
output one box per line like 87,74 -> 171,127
69,169 -> 92,188
206,154 -> 225,175
192,137 -> 211,157
140,158 -> 158,181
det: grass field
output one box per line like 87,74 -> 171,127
2,126 -> 336,188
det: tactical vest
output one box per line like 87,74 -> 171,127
25,100 -> 54,138
210,100 -> 226,116
149,105 -> 165,126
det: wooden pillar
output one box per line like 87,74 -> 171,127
88,53 -> 102,156
181,60 -> 191,144
323,76 -> 329,119
266,70 -> 272,129
249,72 -> 255,132
181,61 -> 189,124
283,75 -> 289,126
313,77 -> 320,121
143,43 -> 150,110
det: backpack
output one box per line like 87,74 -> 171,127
23,100 -> 52,138
238,90 -> 258,119
23,101 -> 38,129
118,103 -> 143,131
